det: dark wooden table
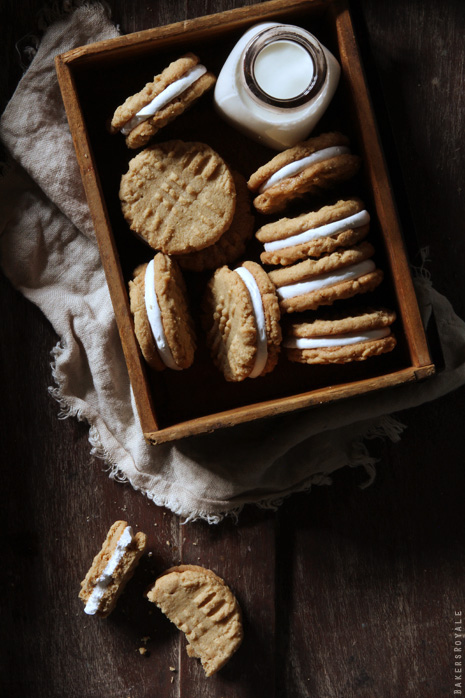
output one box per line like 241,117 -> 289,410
2,1 -> 464,696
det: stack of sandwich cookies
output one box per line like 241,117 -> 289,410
110,54 -> 216,149
120,140 -> 236,255
268,242 -> 383,314
175,171 -> 254,272
129,253 -> 196,371
203,261 -> 281,381
146,564 -> 243,677
256,199 -> 370,266
79,521 -> 147,618
247,132 -> 361,214
283,308 -> 397,364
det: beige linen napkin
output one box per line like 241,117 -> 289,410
1,4 -> 465,521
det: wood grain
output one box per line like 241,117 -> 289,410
1,1 -> 465,697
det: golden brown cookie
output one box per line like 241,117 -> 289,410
203,261 -> 282,381
129,253 -> 196,371
247,132 -> 361,214
79,521 -> 147,618
120,141 -> 236,255
268,242 -> 383,313
256,198 -> 370,266
175,172 -> 254,272
110,53 -> 216,149
284,308 -> 397,363
146,564 -> 243,677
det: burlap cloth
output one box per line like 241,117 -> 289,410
1,4 -> 464,521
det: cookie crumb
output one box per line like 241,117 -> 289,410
169,666 -> 176,672
139,647 -> 147,656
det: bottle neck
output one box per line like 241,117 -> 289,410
242,25 -> 327,110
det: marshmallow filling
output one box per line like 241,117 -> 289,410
84,526 -> 134,615
259,146 -> 350,193
121,64 -> 207,135
144,259 -> 180,370
235,267 -> 268,378
276,259 -> 376,300
264,210 -> 370,252
284,327 -> 391,349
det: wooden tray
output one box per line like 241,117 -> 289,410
55,0 -> 434,444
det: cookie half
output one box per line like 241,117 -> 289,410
268,242 -> 383,313
175,171 -> 254,272
203,261 -> 282,382
247,132 -> 361,214
284,308 -> 397,364
120,140 -> 236,255
129,253 -> 196,371
146,564 -> 243,677
256,198 -> 370,266
110,53 -> 216,149
79,521 -> 147,618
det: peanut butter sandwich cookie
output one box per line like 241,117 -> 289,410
120,140 -> 236,255
248,132 -> 361,214
256,198 -> 370,266
79,521 -> 147,618
176,171 -> 254,272
203,261 -> 282,382
129,253 -> 196,371
284,308 -> 397,364
146,565 -> 243,677
110,54 -> 216,149
268,242 -> 383,313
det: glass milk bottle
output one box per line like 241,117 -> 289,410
214,22 -> 341,150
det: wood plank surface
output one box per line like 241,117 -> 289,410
1,1 -> 464,697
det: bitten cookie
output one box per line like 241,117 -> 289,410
109,53 -> 216,149
268,242 -> 383,313
256,198 -> 370,266
203,261 -> 282,382
120,140 -> 236,255
247,132 -> 361,214
79,521 -> 147,618
146,564 -> 243,677
175,172 -> 254,272
283,308 -> 397,363
129,252 -> 196,371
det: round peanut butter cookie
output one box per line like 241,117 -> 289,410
247,132 -> 361,214
256,198 -> 370,266
176,172 -> 254,272
120,141 -> 236,254
129,253 -> 196,371
203,261 -> 282,381
146,564 -> 243,677
110,53 -> 216,149
268,242 -> 383,313
283,308 -> 397,364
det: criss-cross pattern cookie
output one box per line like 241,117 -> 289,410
283,308 -> 397,364
175,172 -> 254,272
79,521 -> 147,618
146,565 -> 243,677
110,54 -> 216,149
268,242 -> 383,313
129,253 -> 196,371
203,261 -> 282,382
256,198 -> 370,266
247,132 -> 361,214
120,141 -> 236,255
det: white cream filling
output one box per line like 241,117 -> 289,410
121,64 -> 207,135
264,210 -> 370,252
276,259 -> 376,300
235,267 -> 268,378
259,146 -> 350,193
284,327 -> 390,349
84,526 -> 134,615
144,259 -> 180,371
